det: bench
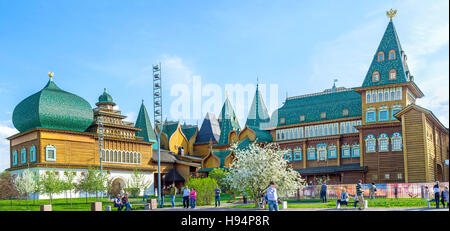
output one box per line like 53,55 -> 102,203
336,198 -> 368,209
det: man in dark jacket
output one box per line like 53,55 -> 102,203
320,183 -> 327,203
433,181 -> 440,208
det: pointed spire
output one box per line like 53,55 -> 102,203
135,101 -> 158,148
246,81 -> 270,130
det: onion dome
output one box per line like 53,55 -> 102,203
96,88 -> 116,106
12,74 -> 94,133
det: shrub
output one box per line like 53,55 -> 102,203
187,177 -> 218,205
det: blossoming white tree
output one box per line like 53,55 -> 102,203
226,142 -> 306,208
14,169 -> 37,210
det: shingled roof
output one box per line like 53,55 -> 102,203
135,101 -> 158,148
215,97 -> 240,146
196,112 -> 221,144
181,123 -> 198,141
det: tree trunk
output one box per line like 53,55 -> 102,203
70,190 -> 72,208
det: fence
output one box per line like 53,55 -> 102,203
290,182 -> 449,200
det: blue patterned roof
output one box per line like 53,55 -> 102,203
195,112 -> 221,144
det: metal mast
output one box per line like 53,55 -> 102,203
98,116 -> 104,200
152,63 -> 163,206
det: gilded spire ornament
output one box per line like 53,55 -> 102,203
48,72 -> 54,81
386,9 -> 397,20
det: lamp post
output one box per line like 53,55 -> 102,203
153,63 -> 163,206
98,116 -> 104,200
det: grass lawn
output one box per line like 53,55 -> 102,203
0,193 -> 238,211
225,198 -> 430,209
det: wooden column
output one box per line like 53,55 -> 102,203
401,114 -> 409,183
303,142 -> 307,168
422,113 -> 430,182
337,139 -> 341,166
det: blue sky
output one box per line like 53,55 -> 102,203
0,0 -> 448,171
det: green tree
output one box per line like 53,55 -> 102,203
14,169 -> 37,210
209,168 -> 229,191
126,168 -> 151,198
63,169 -> 77,208
40,169 -> 63,205
31,171 -> 42,205
76,168 -> 107,203
187,177 -> 218,205
0,171 -> 19,209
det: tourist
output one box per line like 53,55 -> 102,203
267,181 -> 279,211
336,188 -> 349,207
369,183 -> 377,200
190,187 -> 197,209
170,183 -> 177,207
183,186 -> 190,209
142,188 -> 149,202
243,192 -> 248,204
424,186 -> 431,208
433,181 -> 440,208
394,186 -> 398,199
122,193 -> 132,211
440,186 -> 448,208
214,185 -> 221,207
320,183 -> 327,203
114,194 -> 123,211
160,185 -> 166,208
356,180 -> 365,210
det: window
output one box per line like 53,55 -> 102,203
372,71 -> 380,82
389,50 -> 395,60
343,109 -> 349,116
379,110 -> 389,121
366,135 -> 376,152
384,90 -> 389,101
280,118 -> 285,124
385,174 -> 390,180
321,112 -> 326,119
317,143 -> 327,161
397,173 -> 402,179
45,145 -> 56,161
307,147 -> 316,160
328,145 -> 337,159
285,150 -> 292,161
372,174 -> 378,180
294,148 -> 302,161
377,51 -> 384,61
378,92 -> 383,102
390,89 -> 395,101
389,69 -> 397,80
352,144 -> 360,157
367,93 -> 371,103
341,144 -> 351,158
378,133 -> 389,152
366,111 -> 376,123
395,88 -> 401,100
391,107 -> 402,120
391,132 -> 402,151
12,150 -> 18,165
300,115 -> 305,121
21,148 -> 27,164
30,145 -> 36,162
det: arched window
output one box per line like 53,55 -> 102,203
307,147 -> 316,160
389,69 -> 397,80
391,133 -> 402,151
284,149 -> 292,162
45,145 -> 56,161
122,152 -> 125,163
378,91 -> 383,102
328,145 -> 337,159
137,153 -> 141,164
341,144 -> 351,158
352,144 -> 360,157
126,152 -> 130,163
372,71 -> 380,82
105,151 -> 110,162
30,145 -> 36,162
388,50 -> 396,60
377,51 -> 384,61
366,92 -> 371,103
21,148 -> 27,164
378,133 -> 389,152
12,150 -> 18,165
365,135 -> 376,153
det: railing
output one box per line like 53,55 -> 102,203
287,182 -> 449,200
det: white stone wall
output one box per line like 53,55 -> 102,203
9,167 -> 155,200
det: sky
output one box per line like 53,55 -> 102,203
0,0 -> 448,171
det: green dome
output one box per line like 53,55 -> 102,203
12,79 -> 94,133
97,88 -> 115,105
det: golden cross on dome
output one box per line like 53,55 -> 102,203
386,9 -> 397,20
48,72 -> 54,81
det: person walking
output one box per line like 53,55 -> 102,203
424,186 -> 431,208
114,194 -> 123,211
267,181 -> 279,211
356,180 -> 365,210
160,185 -> 166,208
214,185 -> 221,207
320,183 -> 327,203
182,186 -> 190,209
369,183 -> 377,200
394,186 -> 398,199
190,187 -> 197,209
170,183 -> 177,207
440,186 -> 448,208
433,181 -> 440,208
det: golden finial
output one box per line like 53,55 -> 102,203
48,72 -> 54,81
225,91 -> 229,98
386,9 -> 397,21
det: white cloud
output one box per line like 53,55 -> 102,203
0,120 -> 18,172
125,111 -> 137,123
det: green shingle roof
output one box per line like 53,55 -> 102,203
275,89 -> 361,126
97,88 -> 115,105
212,150 -> 232,168
216,97 -> 240,146
181,124 -> 198,141
162,121 -> 179,139
362,20 -> 411,87
246,84 -> 270,129
135,101 -> 158,148
12,79 -> 94,133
